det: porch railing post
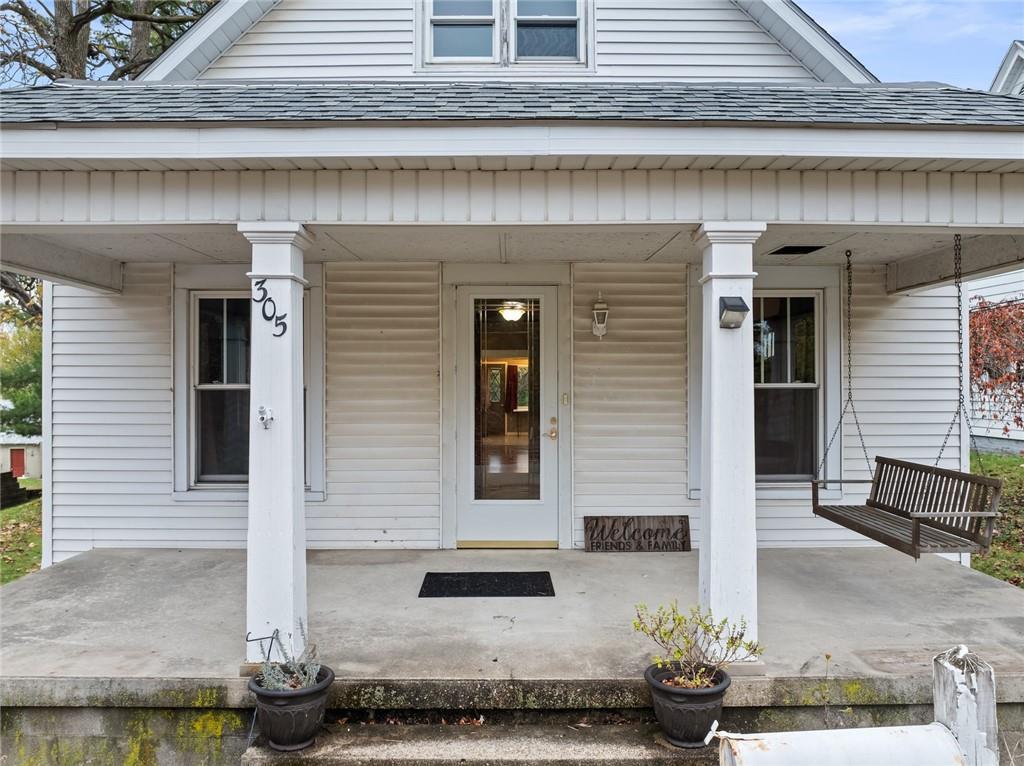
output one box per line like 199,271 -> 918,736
238,222 -> 314,662
694,221 -> 766,641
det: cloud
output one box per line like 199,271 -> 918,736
804,0 -> 1019,41
799,0 -> 1024,87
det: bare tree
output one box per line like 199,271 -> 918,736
1,0 -> 212,85
0,2 -> 212,309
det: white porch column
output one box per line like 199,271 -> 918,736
238,222 -> 313,662
695,221 -> 766,641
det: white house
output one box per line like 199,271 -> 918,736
1,0 -> 1022,661
0,433 -> 42,479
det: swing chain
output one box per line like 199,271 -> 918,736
936,233 -> 982,469
817,249 -> 872,479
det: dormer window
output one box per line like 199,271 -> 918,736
425,0 -> 584,66
514,0 -> 579,60
431,0 -> 497,61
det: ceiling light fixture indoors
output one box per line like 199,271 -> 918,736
498,302 -> 526,322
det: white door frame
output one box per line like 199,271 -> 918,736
440,263 -> 573,550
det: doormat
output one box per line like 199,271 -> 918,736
418,571 -> 555,598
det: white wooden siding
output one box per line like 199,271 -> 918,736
593,1 -> 815,81
572,264 -> 695,547
6,170 -> 1022,227
200,0 -> 416,80
969,269 -> 1024,305
49,264 -> 244,562
49,262 -> 442,563
969,269 -> 1024,442
48,260 -> 965,560
198,0 -> 818,82
321,262 -> 441,548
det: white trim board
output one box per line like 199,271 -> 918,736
4,169 -> 1022,228
41,281 -> 54,568
138,0 -> 279,82
4,125 -> 1023,167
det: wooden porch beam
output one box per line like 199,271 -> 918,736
886,235 -> 1024,294
1,234 -> 123,294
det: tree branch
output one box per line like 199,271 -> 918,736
0,272 -> 43,319
0,50 -> 59,80
1,0 -> 53,42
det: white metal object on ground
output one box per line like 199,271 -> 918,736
717,722 -> 962,766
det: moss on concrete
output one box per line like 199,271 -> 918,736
2,706 -> 250,766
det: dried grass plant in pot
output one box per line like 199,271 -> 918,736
633,602 -> 763,748
248,625 -> 335,751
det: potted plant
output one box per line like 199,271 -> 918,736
633,602 -> 762,748
248,626 -> 335,751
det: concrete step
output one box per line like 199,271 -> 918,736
241,723 -> 718,765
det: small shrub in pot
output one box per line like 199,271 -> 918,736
248,625 -> 335,751
633,602 -> 762,748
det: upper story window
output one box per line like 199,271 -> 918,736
426,0 -> 583,66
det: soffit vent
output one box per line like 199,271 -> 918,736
769,245 -> 826,255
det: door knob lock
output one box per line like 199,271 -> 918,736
545,416 -> 558,440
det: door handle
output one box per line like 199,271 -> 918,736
544,417 -> 557,440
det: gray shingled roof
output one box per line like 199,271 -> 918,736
2,80 -> 1023,128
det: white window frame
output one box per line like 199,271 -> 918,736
427,0 -> 500,64
511,0 -> 581,62
190,291 -> 251,485
687,265 -> 842,501
172,264 -> 325,502
418,0 -> 591,71
752,290 -> 822,483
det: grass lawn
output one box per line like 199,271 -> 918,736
971,451 -> 1024,588
1,479 -> 42,585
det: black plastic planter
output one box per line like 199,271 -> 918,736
644,663 -> 730,748
249,665 -> 335,751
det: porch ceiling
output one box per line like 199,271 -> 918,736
3,221 -> 1020,272
6,154 -> 1024,174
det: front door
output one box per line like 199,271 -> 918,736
456,287 -> 559,547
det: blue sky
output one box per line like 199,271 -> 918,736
799,0 -> 1024,89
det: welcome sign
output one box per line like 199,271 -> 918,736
584,515 -> 691,553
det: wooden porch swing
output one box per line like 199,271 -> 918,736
810,235 -> 1002,559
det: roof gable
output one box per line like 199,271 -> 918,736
139,0 -> 876,84
991,41 -> 1024,95
138,0 -> 277,81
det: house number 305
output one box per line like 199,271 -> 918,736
252,279 -> 288,337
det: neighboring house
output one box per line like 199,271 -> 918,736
992,40 -> 1024,96
2,0 -> 1023,656
968,270 -> 1024,452
0,433 -> 42,479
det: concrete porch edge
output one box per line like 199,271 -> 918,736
5,673 -> 1024,711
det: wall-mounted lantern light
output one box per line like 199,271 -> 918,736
719,296 -> 750,329
498,301 -> 526,322
592,292 -> 609,339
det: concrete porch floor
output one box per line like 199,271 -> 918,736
2,547 -> 1023,686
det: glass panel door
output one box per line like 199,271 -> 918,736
474,298 -> 541,500
456,287 -> 559,546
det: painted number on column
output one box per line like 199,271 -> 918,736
252,279 -> 288,337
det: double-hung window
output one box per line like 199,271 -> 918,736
430,0 -> 498,61
753,293 -> 820,481
426,0 -> 582,65
175,269 -> 324,498
192,295 -> 251,484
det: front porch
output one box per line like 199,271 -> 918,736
4,545 -> 1024,686
3,546 -> 1024,761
